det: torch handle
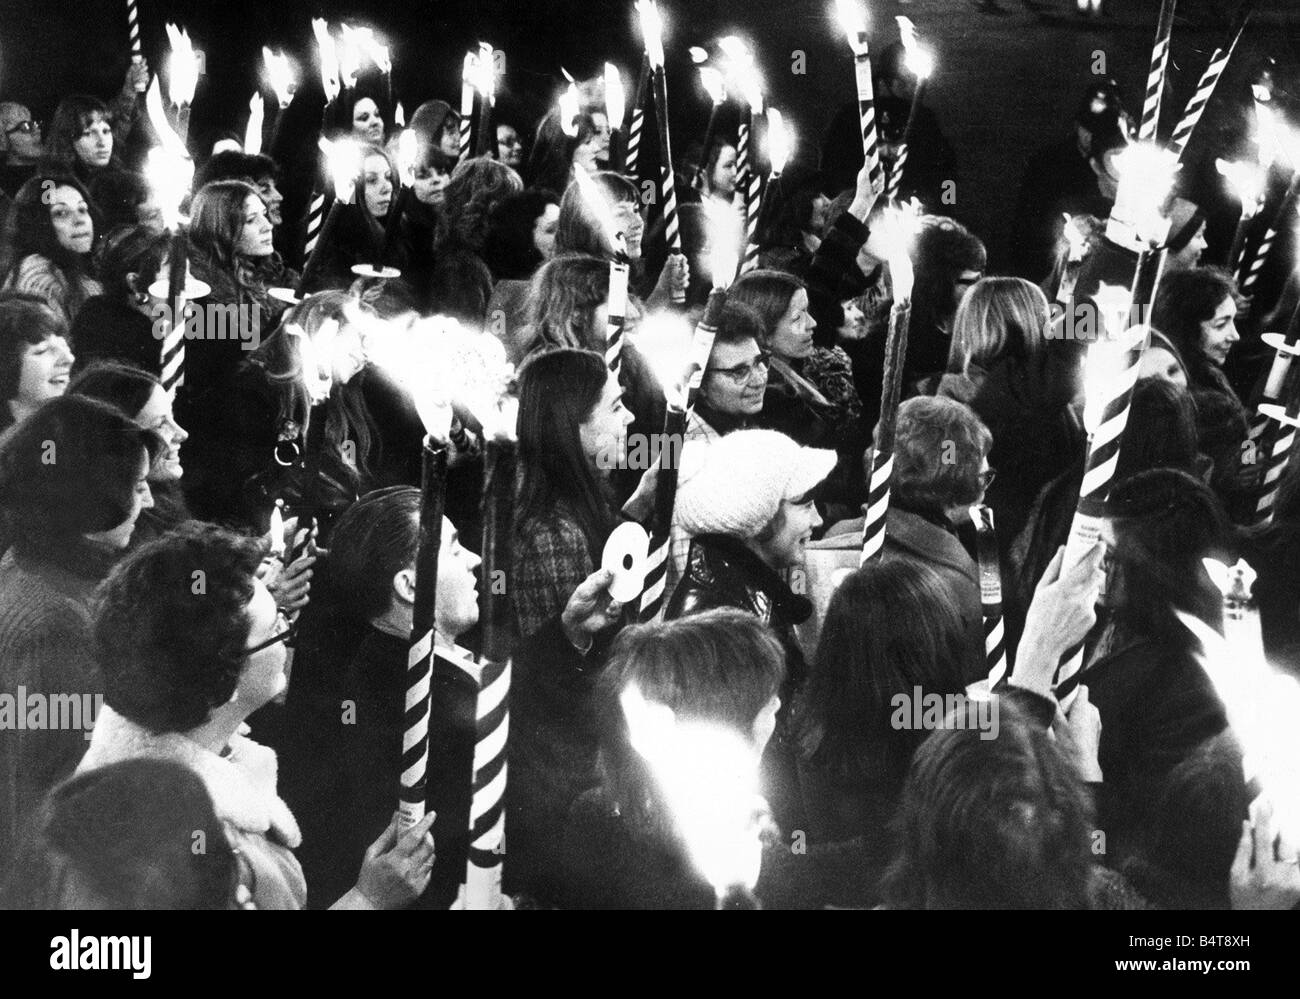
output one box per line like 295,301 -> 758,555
295,198 -> 344,296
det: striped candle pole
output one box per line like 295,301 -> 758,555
1239,175 -> 1300,297
161,224 -> 188,391
850,39 -> 882,193
459,53 -> 474,161
606,255 -> 630,375
1170,36 -> 1241,160
886,145 -> 906,202
1254,400 -> 1298,526
638,289 -> 727,621
1248,300 -> 1300,446
971,504 -> 1009,689
859,293 -> 910,564
400,438 -> 449,830
739,113 -> 764,275
651,63 -> 685,302
125,0 -> 146,91
1251,305 -> 1300,522
1137,0 -> 1178,143
625,55 -> 650,177
1055,256 -> 1163,698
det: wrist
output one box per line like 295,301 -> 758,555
563,621 -> 594,655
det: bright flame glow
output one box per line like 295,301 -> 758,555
394,102 -> 406,127
336,24 -> 366,88
1217,158 -> 1268,217
719,36 -> 763,112
244,92 -> 264,155
321,137 -> 362,202
353,25 -> 392,75
572,167 -> 626,256
145,76 -> 190,160
877,199 -> 922,301
699,66 -> 727,106
619,684 -> 767,897
766,107 -> 793,175
835,0 -> 869,49
605,63 -> 626,130
461,53 -> 477,117
1110,143 -> 1180,245
704,197 -> 742,289
1062,213 -> 1089,263
637,0 -> 666,70
269,500 -> 286,556
262,47 -> 298,110
1254,102 -> 1299,171
689,46 -> 710,65
896,17 -> 934,81
164,23 -> 201,107
144,146 -> 193,231
1080,286 -> 1143,434
559,70 -> 582,139
312,19 -> 341,104
476,42 -> 496,103
396,129 -> 418,185
631,310 -> 693,405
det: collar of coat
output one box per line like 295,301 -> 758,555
688,533 -> 813,624
819,507 -> 975,581
78,704 -> 302,849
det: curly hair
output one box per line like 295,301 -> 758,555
93,520 -> 264,733
0,173 -> 99,292
93,223 -> 170,305
881,695 -> 1096,909
595,609 -> 787,844
482,188 -> 560,280
525,253 -> 610,350
891,395 -> 992,514
911,216 -> 986,337
1151,266 -> 1242,391
0,394 -> 161,552
435,156 -> 524,253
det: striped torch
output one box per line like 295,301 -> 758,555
1252,310 -> 1300,525
721,36 -> 764,275
1137,0 -> 1178,143
971,504 -> 1009,689
1217,157 -> 1268,277
860,204 -> 919,564
639,1 -> 686,304
125,0 -> 146,87
459,52 -> 475,160
890,17 -> 934,203
836,0 -> 883,194
1169,17 -> 1249,161
625,54 -> 651,176
571,167 -> 630,375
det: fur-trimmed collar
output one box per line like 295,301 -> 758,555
78,705 -> 301,849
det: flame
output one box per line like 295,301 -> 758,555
461,53 -> 477,117
637,0 -> 666,70
878,199 -> 922,301
1217,158 -> 1268,217
164,23 -> 201,107
145,76 -> 190,161
719,36 -> 763,112
766,107 -> 793,176
262,47 -> 298,110
572,166 -> 626,256
320,136 -> 362,203
244,92 -> 264,155
699,66 -> 727,107
835,0 -> 869,49
605,63 -> 626,131
1110,142 -> 1180,245
896,16 -> 934,81
1062,213 -> 1089,263
312,19 -> 341,104
1254,102 -> 1299,171
394,102 -> 406,127
476,42 -> 496,103
396,129 -> 418,185
336,24 -> 366,88
559,69 -> 582,139
268,500 -> 286,556
620,684 -> 767,898
704,196 -> 742,290
356,25 -> 392,76
631,310 -> 693,404
144,146 -> 193,231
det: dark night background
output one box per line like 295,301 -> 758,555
2,0 -> 1300,266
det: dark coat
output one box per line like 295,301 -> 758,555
69,295 -> 161,377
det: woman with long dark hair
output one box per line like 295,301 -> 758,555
304,143 -> 399,293
38,95 -> 143,232
0,292 -> 74,435
507,347 -> 632,902
525,106 -> 609,198
0,174 -> 102,325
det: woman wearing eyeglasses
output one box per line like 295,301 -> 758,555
0,174 -> 102,326
77,521 -> 438,909
0,103 -> 43,198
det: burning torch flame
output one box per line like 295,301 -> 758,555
637,0 -> 666,70
262,48 -> 298,110
689,46 -> 710,65
572,166 -> 626,257
1110,142 -> 1180,246
632,310 -> 693,405
476,42 -> 496,103
396,129 -> 418,186
1254,102 -> 1299,171
145,76 -> 190,161
244,93 -> 265,155
321,137 -> 362,203
699,66 -> 727,107
353,25 -> 392,76
619,684 -> 767,900
896,16 -> 935,81
1062,213 -> 1089,263
559,68 -> 582,139
1217,158 -> 1268,218
336,24 -> 366,89
718,36 -> 764,113
705,196 -> 742,290
164,23 -> 201,107
835,0 -> 870,51
605,63 -> 626,131
878,199 -> 922,302
312,18 -> 341,105
461,53 -> 477,118
766,107 -> 793,176
394,102 -> 406,127
144,146 -> 193,232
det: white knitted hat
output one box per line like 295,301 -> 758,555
675,430 -> 836,539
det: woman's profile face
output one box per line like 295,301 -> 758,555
532,202 -> 560,260
613,199 -> 644,260
351,98 -> 385,144
14,333 -> 73,412
73,113 -> 113,168
99,452 -> 155,550
577,373 -> 634,468
440,120 -> 461,158
234,194 -> 274,258
362,154 -> 394,218
1199,295 -> 1240,367
135,383 -> 188,483
235,580 -> 290,708
711,145 -> 738,198
48,185 -> 94,254
770,288 -> 816,360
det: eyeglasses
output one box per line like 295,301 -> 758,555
4,120 -> 38,136
245,611 -> 296,656
979,469 -> 997,489
707,350 -> 771,385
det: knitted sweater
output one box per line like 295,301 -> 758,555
2,254 -> 101,326
0,540 -> 118,873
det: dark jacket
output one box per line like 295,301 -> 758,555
69,295 -> 162,377
665,533 -> 812,833
0,538 -> 119,872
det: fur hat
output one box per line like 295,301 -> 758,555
675,430 -> 836,539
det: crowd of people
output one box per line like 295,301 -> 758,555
1,20 -> 1299,911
